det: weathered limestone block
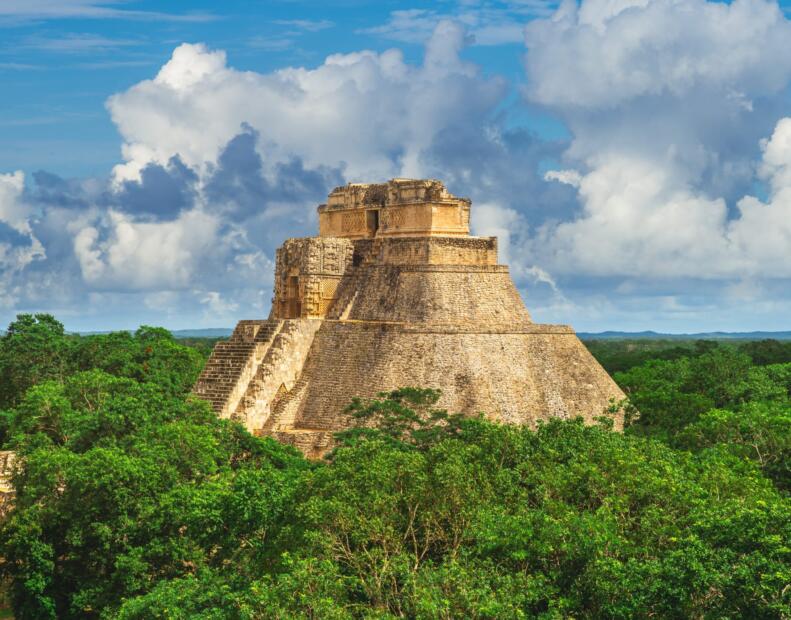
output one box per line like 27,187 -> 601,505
0,450 -> 16,516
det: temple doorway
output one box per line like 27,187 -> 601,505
287,275 -> 301,318
367,209 -> 380,236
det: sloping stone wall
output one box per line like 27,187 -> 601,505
326,264 -> 532,325
264,322 -> 623,456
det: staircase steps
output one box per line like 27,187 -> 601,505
192,321 -> 282,413
327,269 -> 363,320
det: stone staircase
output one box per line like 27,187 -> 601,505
327,269 -> 363,320
229,319 -> 322,431
192,320 -> 283,417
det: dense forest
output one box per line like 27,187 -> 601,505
0,314 -> 788,619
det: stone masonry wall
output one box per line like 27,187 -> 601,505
372,236 -> 497,266
267,322 -> 624,456
0,450 -> 16,516
318,179 -> 471,239
325,264 -> 532,325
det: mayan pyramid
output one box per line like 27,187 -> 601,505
193,179 -> 625,457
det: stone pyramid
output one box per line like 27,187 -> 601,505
193,179 -> 625,457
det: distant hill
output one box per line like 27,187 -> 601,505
178,329 -> 791,341
53,328 -> 235,338
171,328 -> 233,338
152,329 -> 791,341
578,330 -> 791,340
6,327 -> 788,341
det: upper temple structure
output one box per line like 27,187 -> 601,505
193,179 -> 625,457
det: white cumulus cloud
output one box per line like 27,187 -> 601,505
0,171 -> 33,233
525,0 -> 791,109
0,171 -> 46,307
529,0 -> 791,282
73,209 -> 220,290
107,23 -> 505,184
2,22 -> 528,329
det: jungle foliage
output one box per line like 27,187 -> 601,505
0,315 -> 788,619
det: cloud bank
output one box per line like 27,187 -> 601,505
3,1 -> 791,331
107,25 -> 504,183
1,22 -> 555,328
524,0 -> 791,327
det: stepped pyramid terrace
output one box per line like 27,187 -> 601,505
193,179 -> 625,457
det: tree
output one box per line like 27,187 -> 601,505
274,410 -> 791,618
677,401 -> 791,492
684,347 -> 753,408
0,370 -> 307,618
0,314 -> 70,409
616,358 -> 714,440
2,316 -> 790,619
739,339 -> 791,366
70,328 -> 204,398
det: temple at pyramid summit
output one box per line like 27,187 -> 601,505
193,179 -> 625,457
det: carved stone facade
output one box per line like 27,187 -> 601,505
193,179 -> 625,458
318,178 -> 471,239
272,237 -> 354,319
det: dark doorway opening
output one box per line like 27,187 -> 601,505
287,275 -> 301,318
367,209 -> 380,236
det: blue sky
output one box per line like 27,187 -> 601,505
0,1 -> 553,178
2,0 -> 791,333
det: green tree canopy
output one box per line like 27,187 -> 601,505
0,314 -> 70,409
0,317 -> 789,619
